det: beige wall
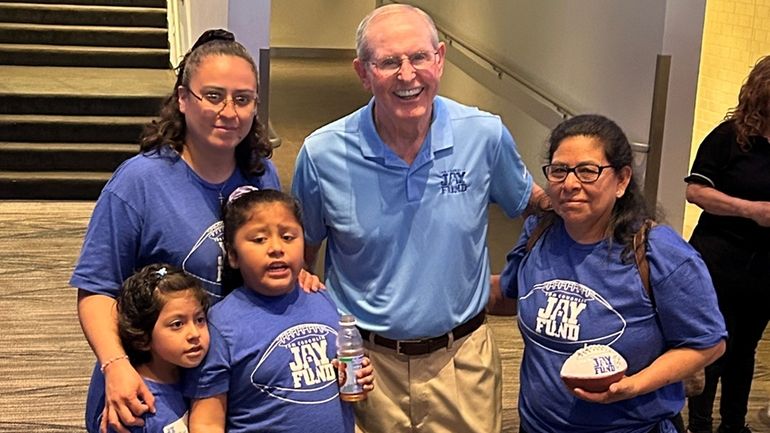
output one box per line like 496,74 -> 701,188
404,1 -> 667,143
270,0 -> 375,49
684,0 -> 770,238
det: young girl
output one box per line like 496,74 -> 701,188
186,187 -> 374,433
85,264 -> 210,433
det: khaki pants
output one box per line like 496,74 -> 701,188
354,323 -> 502,433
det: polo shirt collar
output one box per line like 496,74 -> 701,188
358,96 -> 454,165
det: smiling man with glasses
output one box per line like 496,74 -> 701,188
292,4 -> 545,433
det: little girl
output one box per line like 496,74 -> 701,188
85,264 -> 210,433
186,187 -> 374,433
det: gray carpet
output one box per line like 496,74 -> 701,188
0,201 -> 95,432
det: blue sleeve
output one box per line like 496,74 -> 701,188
184,323 -> 231,399
69,189 -> 142,297
318,289 -> 346,320
489,125 -> 533,218
499,215 -> 538,299
647,226 -> 727,348
291,145 -> 327,246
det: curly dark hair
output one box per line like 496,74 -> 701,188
139,29 -> 272,177
221,188 -> 304,293
545,114 -> 654,258
117,264 -> 210,366
726,55 -> 770,151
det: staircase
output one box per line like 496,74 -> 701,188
0,0 -> 174,199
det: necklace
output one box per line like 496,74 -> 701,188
177,148 -> 234,205
216,178 -> 230,206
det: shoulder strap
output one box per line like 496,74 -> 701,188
525,213 -> 556,252
633,219 -> 657,300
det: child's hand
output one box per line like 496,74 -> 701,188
331,357 -> 375,392
298,269 -> 325,293
357,356 -> 375,393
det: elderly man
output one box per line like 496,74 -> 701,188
292,4 -> 542,433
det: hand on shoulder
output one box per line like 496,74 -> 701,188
298,268 -> 325,293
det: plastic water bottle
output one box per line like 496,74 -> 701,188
337,314 -> 367,402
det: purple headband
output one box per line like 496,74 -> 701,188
227,185 -> 259,204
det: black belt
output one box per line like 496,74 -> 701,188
358,311 -> 486,356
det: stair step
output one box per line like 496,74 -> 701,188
0,3 -> 167,27
0,114 -> 155,143
0,0 -> 165,7
0,142 -> 138,171
0,65 -> 175,99
0,43 -> 169,68
1,93 -> 164,116
0,170 -> 111,200
0,23 -> 168,48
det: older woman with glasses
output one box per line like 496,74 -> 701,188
495,114 -> 726,433
70,29 -> 318,433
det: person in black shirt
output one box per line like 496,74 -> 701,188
685,55 -> 770,433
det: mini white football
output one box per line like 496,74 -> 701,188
560,344 -> 628,392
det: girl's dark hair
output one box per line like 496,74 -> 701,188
726,55 -> 770,151
139,29 -> 272,177
221,188 -> 304,293
117,263 -> 209,366
546,114 -> 653,257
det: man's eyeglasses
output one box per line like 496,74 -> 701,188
368,51 -> 440,76
542,163 -> 614,184
185,87 -> 258,114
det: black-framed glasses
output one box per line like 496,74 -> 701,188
368,51 -> 440,76
185,87 -> 258,114
542,163 -> 614,184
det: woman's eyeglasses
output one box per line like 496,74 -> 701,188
542,163 -> 614,184
185,87 -> 258,114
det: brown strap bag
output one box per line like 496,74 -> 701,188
633,220 -> 705,397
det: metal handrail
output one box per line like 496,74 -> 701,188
436,25 -> 575,120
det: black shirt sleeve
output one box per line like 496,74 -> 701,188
684,121 -> 734,188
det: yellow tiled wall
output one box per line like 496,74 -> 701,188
684,0 -> 770,238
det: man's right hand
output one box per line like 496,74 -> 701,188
100,360 -> 155,433
486,274 -> 517,316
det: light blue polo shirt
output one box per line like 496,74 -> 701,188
292,96 -> 532,339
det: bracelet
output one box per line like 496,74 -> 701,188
100,355 -> 129,373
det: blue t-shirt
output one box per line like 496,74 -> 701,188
86,369 -> 190,433
184,286 -> 354,433
292,96 -> 533,339
70,146 -> 280,301
500,216 -> 726,433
